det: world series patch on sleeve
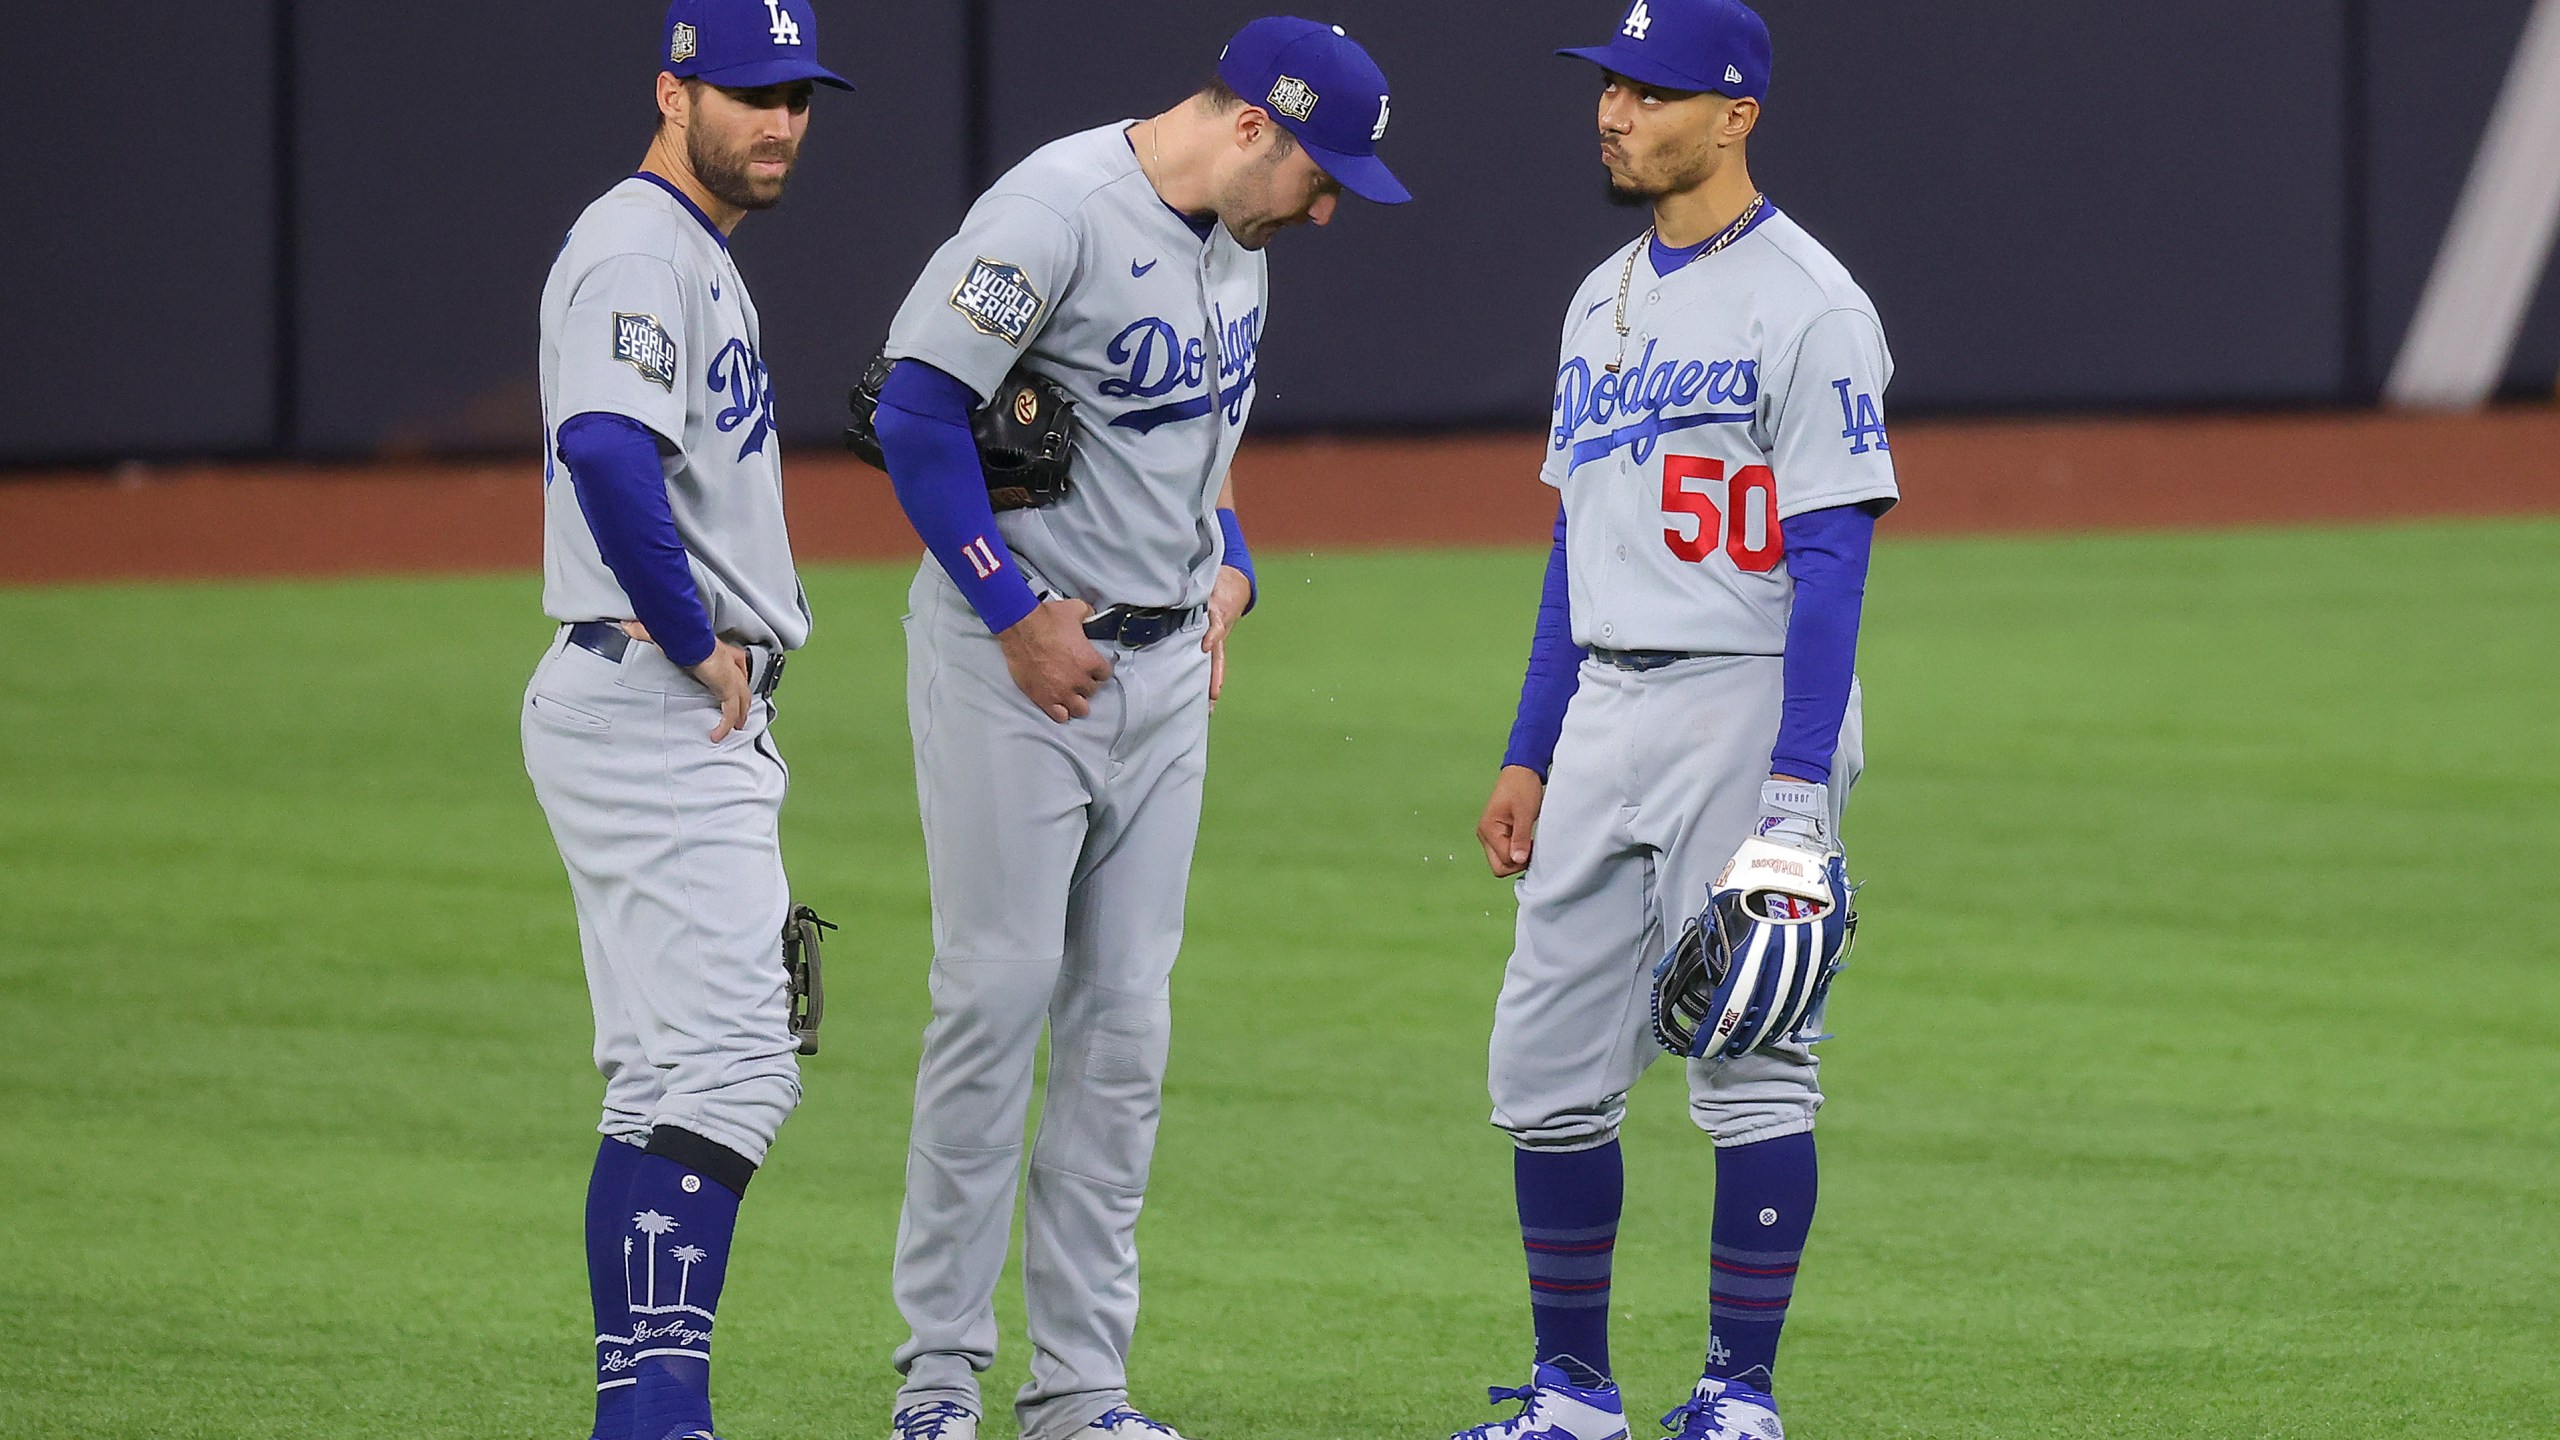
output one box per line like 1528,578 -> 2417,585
948,258 -> 1047,344
613,311 -> 679,391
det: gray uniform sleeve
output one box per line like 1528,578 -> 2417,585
884,195 -> 1082,402
1537,297 -> 1587,492
1765,308 -> 1901,519
556,254 -> 690,445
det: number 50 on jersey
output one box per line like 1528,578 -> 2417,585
1661,456 -> 1783,572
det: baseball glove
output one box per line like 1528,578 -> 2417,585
782,904 -> 835,1057
1652,838 -> 1857,1060
844,353 -> 1077,511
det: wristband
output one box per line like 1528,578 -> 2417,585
1217,507 -> 1257,614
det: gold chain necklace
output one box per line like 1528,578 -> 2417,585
1610,192 -> 1766,373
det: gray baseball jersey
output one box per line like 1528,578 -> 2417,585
1542,209 -> 1899,655
884,122 -> 1269,612
1491,210 -> 1896,1155
539,174 -> 812,651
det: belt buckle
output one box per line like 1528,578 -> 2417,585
756,649 -> 787,700
1082,606 -> 1127,645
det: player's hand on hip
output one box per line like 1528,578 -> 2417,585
998,599 -> 1113,723
1202,565 -> 1253,711
1477,765 -> 1548,878
688,641 -> 755,743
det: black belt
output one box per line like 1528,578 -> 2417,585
567,621 -> 787,699
1588,646 -> 1703,673
1081,604 -> 1202,650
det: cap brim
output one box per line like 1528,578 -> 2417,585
690,57 -> 855,91
1302,141 -> 1412,206
1556,44 -> 1715,95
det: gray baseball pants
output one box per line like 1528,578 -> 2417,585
892,564 -> 1211,1440
520,627 -> 802,1164
1491,654 -> 1863,1153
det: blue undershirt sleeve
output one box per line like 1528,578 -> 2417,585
1217,507 -> 1257,613
874,360 -> 1042,634
1503,503 -> 1586,779
1770,502 -> 1884,785
556,411 -> 718,669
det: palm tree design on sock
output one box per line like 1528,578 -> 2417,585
622,1235 -> 636,1310
633,1210 -> 679,1310
671,1245 -> 708,1312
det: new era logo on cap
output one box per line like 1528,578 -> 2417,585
1726,63 -> 1743,85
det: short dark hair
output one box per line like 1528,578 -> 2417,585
1196,74 -> 1297,153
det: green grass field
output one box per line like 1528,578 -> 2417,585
4,520 -> 2556,1439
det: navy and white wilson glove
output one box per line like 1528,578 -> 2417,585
1651,836 -> 1857,1060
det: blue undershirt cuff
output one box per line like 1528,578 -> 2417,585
1217,507 -> 1256,614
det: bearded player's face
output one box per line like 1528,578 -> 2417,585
1596,73 -> 1731,205
1217,125 -> 1342,251
686,81 -> 814,212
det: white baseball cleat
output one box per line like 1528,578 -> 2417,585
1659,1376 -> 1782,1440
1452,1362 -> 1630,1440
891,1400 -> 980,1440
1084,1406 -> 1185,1439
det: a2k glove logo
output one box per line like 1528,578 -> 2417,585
763,0 -> 801,45
710,338 -> 775,460
1832,379 -> 1889,455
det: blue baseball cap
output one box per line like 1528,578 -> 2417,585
663,0 -> 853,91
1558,0 -> 1770,101
1216,17 -> 1411,206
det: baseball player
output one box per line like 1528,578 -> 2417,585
1460,3 -> 1896,1439
520,5 -> 847,1439
863,19 -> 1408,1440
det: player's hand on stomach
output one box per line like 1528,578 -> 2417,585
1202,565 -> 1253,710
1477,765 -> 1548,878
621,622 -> 754,742
998,599 -> 1114,723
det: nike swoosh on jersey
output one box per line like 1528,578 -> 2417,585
1132,259 -> 1159,278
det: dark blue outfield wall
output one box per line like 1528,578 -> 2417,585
4,0 -> 2557,464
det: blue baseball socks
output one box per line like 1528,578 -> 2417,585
1516,1141 -> 1625,1390
611,1127 -> 755,1440
585,1136 -> 651,1439
1704,1131 -> 1818,1393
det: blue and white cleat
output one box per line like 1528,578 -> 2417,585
891,1400 -> 979,1440
1453,1362 -> 1630,1440
1084,1406 -> 1185,1439
1660,1376 -> 1782,1440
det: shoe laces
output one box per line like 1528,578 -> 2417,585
1091,1407 -> 1177,1436
1660,1393 -> 1723,1439
895,1401 -> 976,1440
1455,1382 -> 1546,1440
